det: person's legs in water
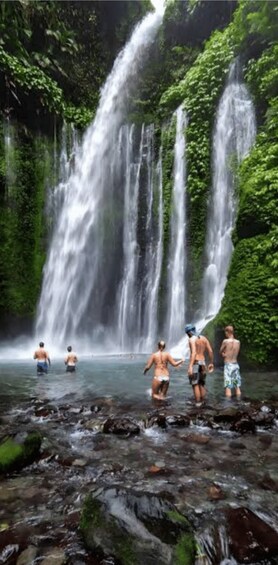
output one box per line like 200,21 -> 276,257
152,377 -> 163,400
192,384 -> 201,403
160,379 -> 169,398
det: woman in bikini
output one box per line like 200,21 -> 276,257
143,340 -> 184,400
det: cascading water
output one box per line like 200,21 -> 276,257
3,118 -> 16,195
165,106 -> 187,345
35,9 -> 164,353
202,63 -> 256,320
115,123 -> 163,352
170,66 -> 256,359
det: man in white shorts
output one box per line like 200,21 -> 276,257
220,325 -> 241,398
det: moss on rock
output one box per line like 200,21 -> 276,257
0,432 -> 41,474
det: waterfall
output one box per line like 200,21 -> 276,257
116,125 -> 163,352
142,147 -> 164,350
202,64 -> 256,320
166,106 -> 187,345
35,10 -> 163,353
3,119 -> 16,196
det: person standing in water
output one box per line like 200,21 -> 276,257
143,340 -> 184,400
64,346 -> 78,373
33,342 -> 51,374
185,324 -> 214,406
220,325 -> 241,398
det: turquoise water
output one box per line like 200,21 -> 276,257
0,356 -> 277,410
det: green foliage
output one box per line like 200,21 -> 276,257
213,233 -> 278,365
0,121 -> 55,316
245,44 -> 278,110
174,532 -> 196,565
236,133 -> 278,239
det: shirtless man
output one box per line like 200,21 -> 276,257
220,325 -> 241,398
185,324 -> 214,406
143,340 -> 184,400
33,342 -> 51,374
64,346 -> 78,373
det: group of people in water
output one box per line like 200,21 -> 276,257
33,343 -> 78,374
33,323 -> 242,406
144,324 -> 241,406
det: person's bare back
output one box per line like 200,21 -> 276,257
34,347 -> 49,362
220,338 -> 240,363
151,351 -> 176,376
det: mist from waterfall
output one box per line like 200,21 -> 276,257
35,10 -> 164,353
202,64 -> 256,321
165,106 -> 187,345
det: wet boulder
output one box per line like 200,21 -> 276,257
145,413 -> 167,428
213,407 -> 241,423
0,432 -> 41,474
166,414 -> 190,427
80,486 -> 195,565
103,417 -> 140,436
226,507 -> 278,563
230,416 -> 256,434
251,410 -> 274,427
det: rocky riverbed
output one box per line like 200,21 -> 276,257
1,393 -> 278,564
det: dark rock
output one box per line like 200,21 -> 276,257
226,507 -> 278,563
258,435 -> 273,449
103,418 -> 140,435
258,473 -> 278,492
0,432 -> 41,474
80,486 -> 195,565
229,440 -> 247,449
166,414 -> 190,427
252,411 -> 274,427
145,413 -> 167,428
214,407 -> 241,423
230,417 -> 256,434
91,405 -> 102,413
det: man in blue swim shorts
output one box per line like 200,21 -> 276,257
220,325 -> 241,398
33,342 -> 51,375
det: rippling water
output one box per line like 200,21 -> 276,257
0,357 -> 277,410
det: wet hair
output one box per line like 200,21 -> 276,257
158,340 -> 166,350
225,325 -> 234,334
39,342 -> 44,347
67,346 -> 72,352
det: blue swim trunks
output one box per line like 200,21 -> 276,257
37,361 -> 48,374
224,362 -> 241,389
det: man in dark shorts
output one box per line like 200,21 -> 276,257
64,346 -> 78,373
185,324 -> 214,406
33,342 -> 51,374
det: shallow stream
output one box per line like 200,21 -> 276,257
0,357 -> 277,564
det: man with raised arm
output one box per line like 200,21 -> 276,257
185,324 -> 214,406
220,325 -> 241,398
143,340 -> 184,400
33,341 -> 51,375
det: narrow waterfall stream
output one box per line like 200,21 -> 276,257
202,64 -> 256,320
35,10 -> 163,354
165,106 -> 187,345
